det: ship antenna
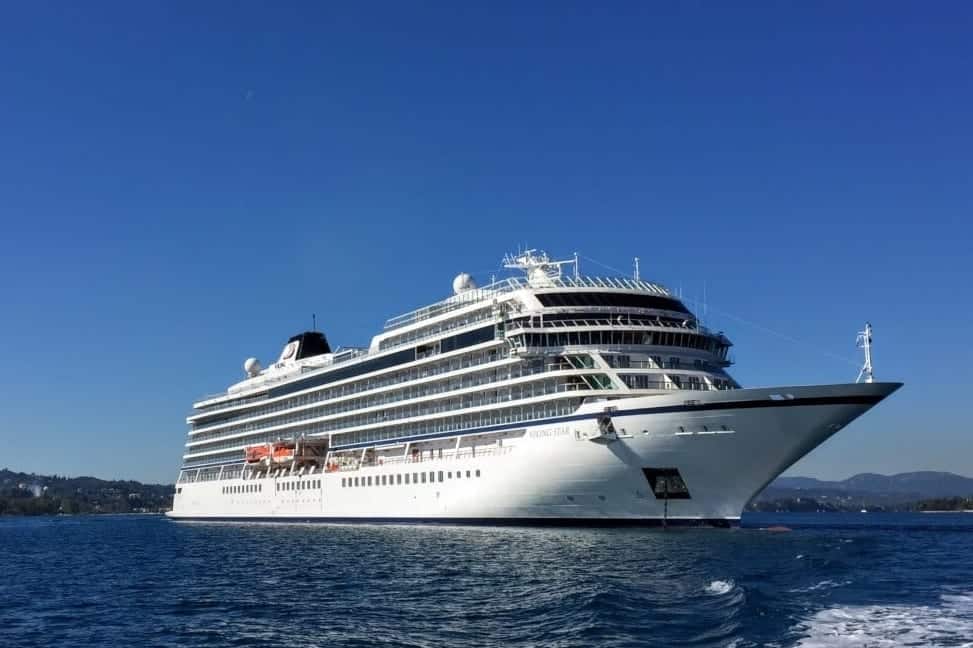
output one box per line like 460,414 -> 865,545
633,256 -> 640,281
856,322 -> 874,383
574,251 -> 579,280
312,313 -> 317,332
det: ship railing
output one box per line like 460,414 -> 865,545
506,316 -> 715,335
383,275 -> 671,331
344,446 -> 515,471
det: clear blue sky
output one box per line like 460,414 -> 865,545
1,2 -> 970,484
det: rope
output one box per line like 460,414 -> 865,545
580,254 -> 629,277
688,299 -> 860,368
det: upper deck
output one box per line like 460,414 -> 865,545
383,274 -> 672,331
193,251 -> 691,411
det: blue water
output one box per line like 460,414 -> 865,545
2,514 -> 972,647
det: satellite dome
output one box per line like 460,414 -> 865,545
452,272 -> 477,295
244,357 -> 262,377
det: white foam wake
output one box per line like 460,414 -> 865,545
704,579 -> 735,595
794,590 -> 973,647
789,579 -> 851,593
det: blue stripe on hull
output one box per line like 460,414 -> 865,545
166,516 -> 738,529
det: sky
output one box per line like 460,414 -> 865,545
0,2 -> 970,484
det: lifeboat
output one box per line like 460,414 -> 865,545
271,443 -> 296,464
245,441 -> 296,466
245,443 -> 271,465
244,436 -> 329,470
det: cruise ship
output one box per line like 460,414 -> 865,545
168,250 -> 901,526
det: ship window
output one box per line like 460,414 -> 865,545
397,474 -> 402,484
367,476 -> 372,486
381,475 -> 387,485
475,470 -> 481,477
421,473 -> 427,483
353,477 -> 358,487
466,470 -> 471,478
438,471 -> 444,482
341,478 -> 345,487
537,293 -> 688,313
448,472 -> 452,479
429,471 -> 435,483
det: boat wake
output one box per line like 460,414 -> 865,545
794,590 -> 973,647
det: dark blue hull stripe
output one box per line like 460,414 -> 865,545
181,393 -> 884,471
167,516 -> 738,528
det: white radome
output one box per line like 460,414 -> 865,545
452,272 -> 477,294
244,357 -> 261,377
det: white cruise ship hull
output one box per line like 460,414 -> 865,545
168,381 -> 899,526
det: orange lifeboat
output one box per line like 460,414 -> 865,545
245,443 -> 271,465
271,443 -> 295,464
245,441 -> 296,466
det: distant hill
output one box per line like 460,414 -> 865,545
773,471 -> 973,498
0,468 -> 173,515
751,471 -> 973,512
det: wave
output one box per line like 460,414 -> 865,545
794,590 -> 973,647
788,579 -> 851,593
704,580 -> 735,596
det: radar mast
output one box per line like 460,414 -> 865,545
502,249 -> 576,287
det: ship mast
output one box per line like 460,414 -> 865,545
856,322 -> 874,383
502,249 -> 575,287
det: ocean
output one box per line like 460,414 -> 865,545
1,513 -> 971,647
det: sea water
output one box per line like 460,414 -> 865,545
1,513 -> 971,647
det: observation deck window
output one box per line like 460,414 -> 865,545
536,292 -> 688,313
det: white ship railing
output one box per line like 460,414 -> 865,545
336,445 -> 514,472
383,275 -> 671,331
